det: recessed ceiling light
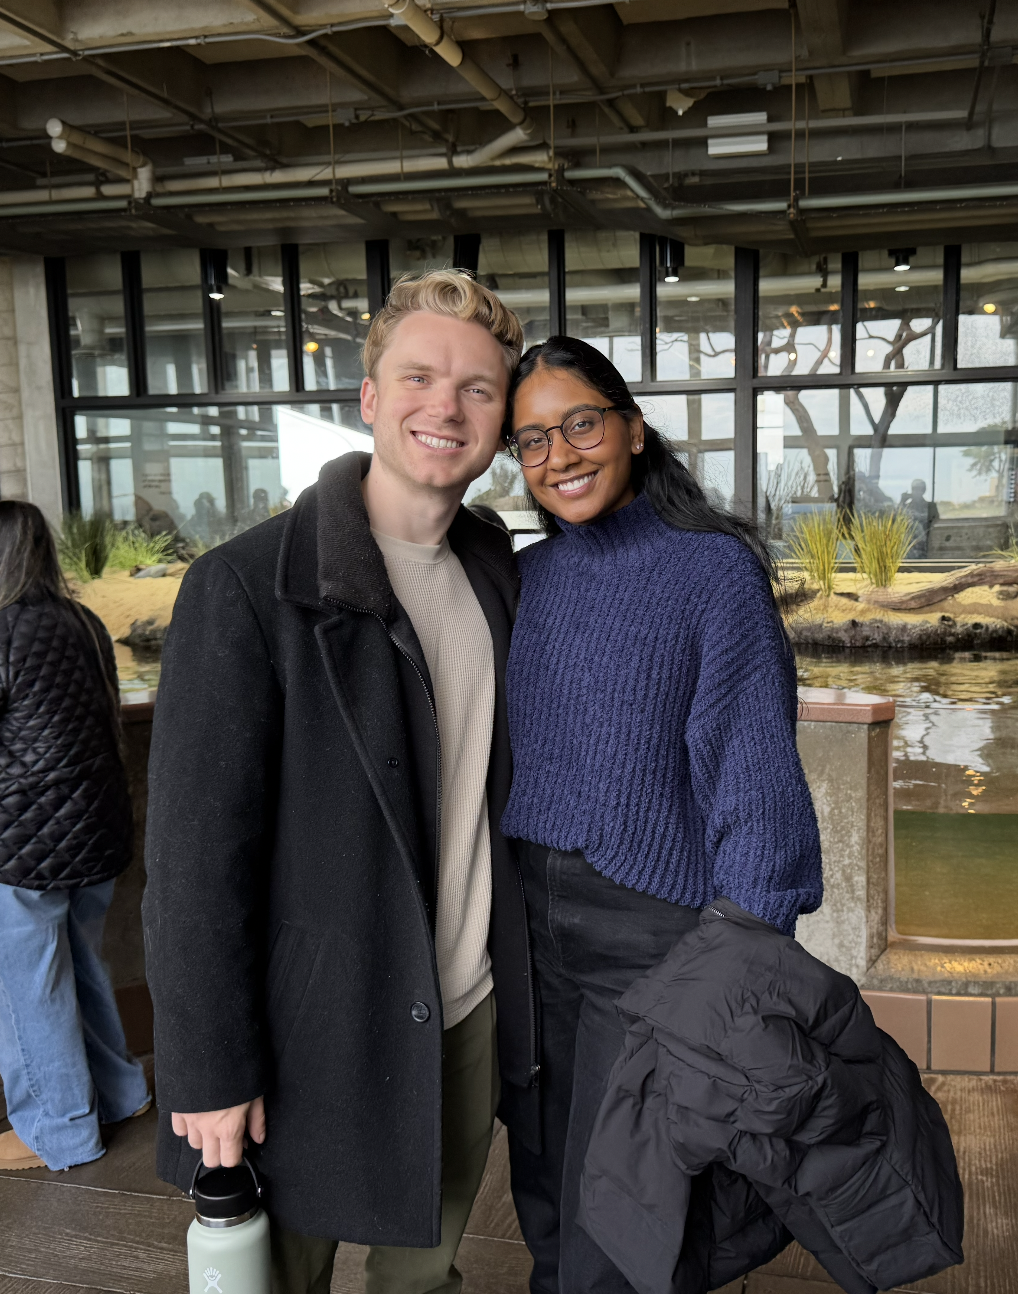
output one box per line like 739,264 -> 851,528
664,273 -> 679,283
304,340 -> 319,353
208,291 -> 224,300
270,309 -> 284,317
789,351 -> 797,360
361,312 -> 371,320
866,348 -> 875,357
895,284 -> 910,292
687,295 -> 700,301
984,302 -> 997,313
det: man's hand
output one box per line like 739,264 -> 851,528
171,1096 -> 266,1168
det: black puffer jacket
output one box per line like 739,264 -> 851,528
579,900 -> 964,1294
0,595 -> 131,889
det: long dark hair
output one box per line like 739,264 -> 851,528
0,501 -> 121,729
0,500 -> 70,608
504,336 -> 776,584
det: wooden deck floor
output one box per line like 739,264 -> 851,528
0,1074 -> 1014,1293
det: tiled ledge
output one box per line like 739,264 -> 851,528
863,989 -> 1018,1073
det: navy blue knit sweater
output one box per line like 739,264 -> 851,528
501,491 -> 822,935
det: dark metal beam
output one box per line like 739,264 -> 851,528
366,238 -> 391,318
547,228 -> 566,336
639,231 -> 657,385
121,249 -> 147,398
733,245 -> 759,519
281,242 -> 305,394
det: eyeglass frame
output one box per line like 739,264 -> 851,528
506,405 -> 617,467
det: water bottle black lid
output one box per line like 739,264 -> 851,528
190,1157 -> 262,1221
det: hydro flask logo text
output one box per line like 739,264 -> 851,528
203,1269 -> 223,1293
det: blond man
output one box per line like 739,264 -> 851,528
143,272 -> 538,1294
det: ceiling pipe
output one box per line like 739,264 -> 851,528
564,166 -> 1018,220
386,0 -> 536,136
6,164 -> 1018,221
47,118 -> 153,195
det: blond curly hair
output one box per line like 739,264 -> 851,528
362,269 -> 524,379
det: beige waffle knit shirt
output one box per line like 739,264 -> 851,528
373,529 -> 495,1029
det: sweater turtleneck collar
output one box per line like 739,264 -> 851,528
554,488 -> 660,555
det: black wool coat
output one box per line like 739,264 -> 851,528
142,452 -> 537,1243
0,595 -> 131,890
579,900 -> 964,1294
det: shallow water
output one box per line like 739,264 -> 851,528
797,651 -> 1018,940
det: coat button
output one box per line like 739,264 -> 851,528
387,758 -> 399,768
411,1001 -> 430,1023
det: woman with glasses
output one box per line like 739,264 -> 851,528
499,337 -> 822,1294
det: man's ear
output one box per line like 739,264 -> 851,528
360,376 -> 377,426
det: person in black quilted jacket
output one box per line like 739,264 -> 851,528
0,501 -> 150,1171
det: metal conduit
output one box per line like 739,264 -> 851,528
385,0 -> 535,135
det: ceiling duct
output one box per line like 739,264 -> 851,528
46,118 -> 153,196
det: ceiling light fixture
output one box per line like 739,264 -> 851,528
984,302 -> 998,314
304,340 -> 319,353
208,291 -> 224,300
361,312 -> 371,321
895,284 -> 910,292
687,295 -> 700,302
889,247 -> 916,272
788,351 -> 797,360
659,236 -> 684,284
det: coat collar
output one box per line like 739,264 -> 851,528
277,451 -> 519,619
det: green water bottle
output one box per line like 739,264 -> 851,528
187,1158 -> 270,1294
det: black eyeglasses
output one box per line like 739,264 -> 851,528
507,406 -> 614,468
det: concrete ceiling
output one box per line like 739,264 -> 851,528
0,0 -> 1011,254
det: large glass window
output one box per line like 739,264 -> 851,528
66,254 -> 128,398
564,231 -> 640,382
657,243 -> 735,381
642,392 -> 735,507
221,247 -> 289,393
477,232 -> 549,349
299,242 -> 369,390
958,243 -> 1018,369
758,252 -> 841,378
856,246 -> 943,372
74,403 -> 371,536
141,249 -> 208,396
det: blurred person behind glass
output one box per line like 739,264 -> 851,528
0,501 -> 149,1171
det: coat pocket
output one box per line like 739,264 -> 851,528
265,921 -> 322,1061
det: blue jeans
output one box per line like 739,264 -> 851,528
0,879 -> 149,1170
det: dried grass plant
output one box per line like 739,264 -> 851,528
847,509 -> 919,587
784,508 -> 841,597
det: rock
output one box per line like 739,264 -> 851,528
132,564 -> 168,579
787,616 -> 1017,651
121,618 -> 167,649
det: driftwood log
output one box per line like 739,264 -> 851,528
861,562 -> 1018,610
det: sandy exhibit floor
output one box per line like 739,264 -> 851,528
74,560 -> 1018,661
72,565 -> 187,643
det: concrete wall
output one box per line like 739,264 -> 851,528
0,255 -> 62,521
795,718 -> 892,983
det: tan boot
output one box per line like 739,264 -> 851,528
0,1129 -> 45,1170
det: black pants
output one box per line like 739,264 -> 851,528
508,842 -> 700,1294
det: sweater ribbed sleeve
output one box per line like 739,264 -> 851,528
501,492 -> 822,935
683,540 -> 822,934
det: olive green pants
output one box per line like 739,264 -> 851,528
270,992 -> 499,1294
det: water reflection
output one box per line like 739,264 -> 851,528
797,650 -> 1018,940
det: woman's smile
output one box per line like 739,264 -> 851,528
551,470 -> 598,496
